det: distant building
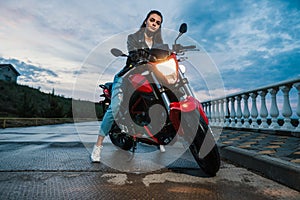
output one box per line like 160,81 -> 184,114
0,64 -> 20,83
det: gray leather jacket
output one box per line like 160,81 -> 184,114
117,29 -> 164,77
127,29 -> 163,53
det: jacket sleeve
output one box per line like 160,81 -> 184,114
127,34 -> 139,53
125,34 -> 138,67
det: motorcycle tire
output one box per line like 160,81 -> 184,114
182,112 -> 220,176
190,139 -> 220,176
109,126 -> 134,151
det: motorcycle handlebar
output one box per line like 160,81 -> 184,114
172,44 -> 197,52
182,45 -> 196,50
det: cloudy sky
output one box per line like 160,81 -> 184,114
0,0 -> 299,102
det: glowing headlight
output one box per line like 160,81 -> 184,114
155,56 -> 178,84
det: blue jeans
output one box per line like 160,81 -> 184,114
99,75 -> 123,137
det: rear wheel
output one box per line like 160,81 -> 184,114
109,124 -> 134,151
182,113 -> 220,176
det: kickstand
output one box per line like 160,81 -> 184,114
127,140 -> 137,162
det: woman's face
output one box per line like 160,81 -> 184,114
145,13 -> 162,33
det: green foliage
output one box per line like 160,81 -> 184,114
43,93 -> 64,118
0,80 -> 103,118
17,92 -> 37,117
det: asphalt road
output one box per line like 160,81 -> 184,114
0,121 -> 299,199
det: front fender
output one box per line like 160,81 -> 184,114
169,96 -> 209,132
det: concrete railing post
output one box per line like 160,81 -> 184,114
258,90 -> 269,128
236,96 -> 243,127
219,99 -> 225,127
242,94 -> 250,128
268,88 -> 280,129
229,97 -> 236,127
280,85 -> 294,130
224,98 -> 230,127
250,92 -> 259,128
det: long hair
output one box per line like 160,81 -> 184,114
139,10 -> 163,44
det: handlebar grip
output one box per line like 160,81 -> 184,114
182,45 -> 196,50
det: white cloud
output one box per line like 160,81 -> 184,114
0,0 -> 189,100
0,0 -> 299,102
190,0 -> 300,72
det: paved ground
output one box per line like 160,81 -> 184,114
217,128 -> 300,191
218,128 -> 300,164
0,121 -> 299,199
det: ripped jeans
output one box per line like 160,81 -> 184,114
99,74 -> 123,137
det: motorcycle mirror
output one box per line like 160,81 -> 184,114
179,23 -> 187,34
111,48 -> 127,57
175,23 -> 188,45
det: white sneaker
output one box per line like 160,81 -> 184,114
159,145 -> 166,153
91,145 -> 103,162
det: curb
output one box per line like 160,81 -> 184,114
218,144 -> 300,191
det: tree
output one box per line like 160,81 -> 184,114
17,92 -> 37,117
43,92 -> 64,118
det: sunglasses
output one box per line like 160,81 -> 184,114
149,18 -> 161,26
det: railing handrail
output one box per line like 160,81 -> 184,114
202,76 -> 300,102
200,77 -> 300,136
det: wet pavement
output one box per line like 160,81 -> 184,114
0,121 -> 299,199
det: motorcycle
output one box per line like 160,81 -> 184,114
99,82 -> 112,114
99,23 -> 220,176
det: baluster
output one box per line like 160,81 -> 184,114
215,100 -> 220,126
219,99 -> 225,127
203,102 -> 208,121
242,94 -> 250,128
208,102 -> 212,124
236,96 -> 242,127
210,101 -> 215,126
206,103 -> 209,117
294,83 -> 300,132
258,90 -> 269,128
250,92 -> 259,128
268,88 -> 280,129
202,102 -> 206,114
202,102 -> 207,116
224,98 -> 230,127
202,102 -> 207,122
229,97 -> 236,127
211,101 -> 216,126
280,85 -> 294,130
205,103 -> 210,118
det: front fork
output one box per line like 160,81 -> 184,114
178,69 -> 195,97
151,72 -> 171,113
150,70 -> 209,133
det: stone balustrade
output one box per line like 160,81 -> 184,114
201,77 -> 300,136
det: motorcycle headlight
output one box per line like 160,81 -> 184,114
154,54 -> 178,84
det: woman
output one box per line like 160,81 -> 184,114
91,10 -> 165,162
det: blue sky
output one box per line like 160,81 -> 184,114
0,0 -> 299,101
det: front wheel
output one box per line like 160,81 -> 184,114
183,113 -> 220,176
190,138 -> 220,176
